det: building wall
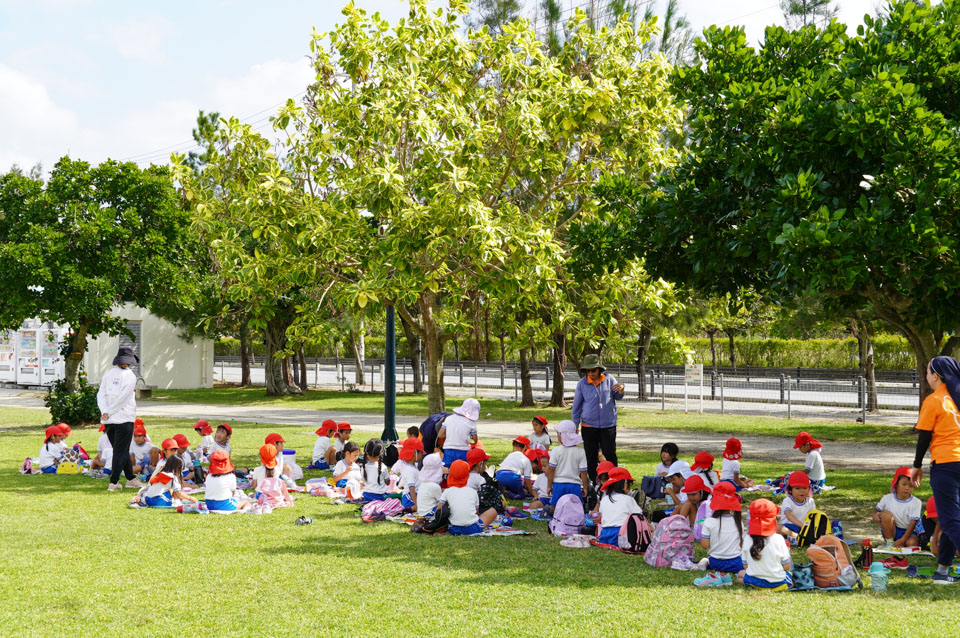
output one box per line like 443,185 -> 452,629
84,304 -> 213,390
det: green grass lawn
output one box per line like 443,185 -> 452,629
2,406 -> 956,636
148,387 -> 916,446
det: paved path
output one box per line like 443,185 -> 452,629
0,389 -> 916,471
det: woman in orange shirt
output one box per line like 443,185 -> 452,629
911,356 -> 960,584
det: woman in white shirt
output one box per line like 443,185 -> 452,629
96,347 -> 142,492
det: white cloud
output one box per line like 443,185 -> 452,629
104,17 -> 174,64
208,57 -> 315,121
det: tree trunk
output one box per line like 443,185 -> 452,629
282,355 -> 301,394
707,329 -> 718,376
239,319 -> 252,387
727,332 -> 736,370
484,305 -> 491,363
419,291 -> 446,414
399,312 -> 424,394
636,326 -> 652,401
297,346 -> 308,392
63,321 -> 90,393
453,336 -> 459,362
519,347 -> 535,407
499,330 -> 506,364
349,321 -> 365,386
849,318 -> 879,412
264,318 -> 293,396
549,331 -> 567,407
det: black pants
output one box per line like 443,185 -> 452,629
582,426 -> 617,483
106,422 -> 135,484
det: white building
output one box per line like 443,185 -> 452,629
0,303 -> 213,390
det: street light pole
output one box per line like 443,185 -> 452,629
382,303 -> 398,443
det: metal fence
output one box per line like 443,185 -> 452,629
213,356 -> 922,424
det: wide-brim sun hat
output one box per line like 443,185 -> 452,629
601,467 -> 635,491
747,498 -> 779,535
709,482 -> 741,512
448,460 -> 470,487
112,346 -> 139,367
554,420 -> 583,447
209,449 -> 235,474
723,437 -> 742,460
579,353 -> 605,373
691,451 -> 714,471
259,444 -> 278,468
453,398 -> 481,421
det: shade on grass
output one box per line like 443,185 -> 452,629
2,408 -> 956,636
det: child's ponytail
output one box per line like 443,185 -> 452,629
749,534 -> 766,561
605,479 -> 627,502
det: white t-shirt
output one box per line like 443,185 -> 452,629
211,440 -> 232,456
533,474 -> 549,499
467,472 -> 485,491
549,446 -> 588,484
529,432 -> 551,449
598,493 -> 642,530
251,465 -> 280,488
333,460 -> 362,482
742,533 -> 791,582
179,450 -> 194,470
361,462 -> 389,494
96,366 -> 137,424
129,438 -> 154,464
876,493 -> 922,529
96,433 -> 113,467
313,437 -> 331,463
696,468 -> 719,489
805,449 -> 825,481
417,482 -> 443,517
205,472 -> 237,501
654,461 -> 676,476
702,514 -> 743,560
439,414 -> 477,450
196,435 -> 214,454
38,441 -> 64,469
333,437 -> 345,453
720,458 -> 741,481
392,461 -> 420,491
499,451 -> 533,478
145,474 -> 181,498
781,495 -> 816,526
440,486 -> 480,527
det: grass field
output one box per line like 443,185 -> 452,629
148,387 -> 917,446
4,405 -> 957,636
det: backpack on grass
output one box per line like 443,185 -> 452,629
806,534 -> 861,588
478,474 -> 505,515
797,509 -> 831,548
640,476 -> 665,500
618,513 -> 653,554
644,514 -> 694,568
419,503 -> 450,534
549,494 -> 586,537
361,498 -> 404,522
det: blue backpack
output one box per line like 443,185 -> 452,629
418,412 -> 449,458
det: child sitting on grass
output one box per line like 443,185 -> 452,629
676,474 -> 712,528
194,420 -> 214,457
466,446 -> 490,491
779,471 -> 815,540
655,442 -> 680,477
439,460 -> 498,535
691,451 -> 719,489
129,424 -> 158,475
329,422 -> 352,464
873,466 -> 922,550
88,425 -> 112,473
547,420 -> 589,506
793,431 -> 825,492
529,416 -> 551,450
496,436 -> 535,500
720,437 -> 753,490
332,442 -> 362,487
211,424 -> 233,456
393,438 -> 424,512
310,419 -> 336,469
38,425 -> 67,473
695,481 -> 744,587
143,456 -> 197,508
419,449 -> 444,485
360,438 -> 390,502
739,498 -> 793,590
205,449 -> 250,512
596,467 -> 642,545
256,444 -> 293,509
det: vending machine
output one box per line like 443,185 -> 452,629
0,330 -> 15,383
39,326 -> 65,386
17,327 -> 41,385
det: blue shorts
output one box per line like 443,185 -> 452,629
743,573 -> 793,590
443,449 -> 469,468
709,556 -> 744,573
551,482 -> 583,506
597,525 -> 620,545
41,465 -> 58,474
495,470 -> 525,498
401,493 -> 415,509
309,460 -> 330,470
783,523 -> 801,533
144,494 -> 173,508
894,524 -> 923,540
205,498 -> 238,511
362,492 -> 385,502
721,479 -> 743,492
448,521 -> 484,536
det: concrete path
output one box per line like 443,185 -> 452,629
0,389 -> 916,471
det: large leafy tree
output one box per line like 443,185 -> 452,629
287,0 -> 680,413
0,158 -> 200,391
599,0 -> 960,401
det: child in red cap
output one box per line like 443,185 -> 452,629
332,422 -> 352,463
529,416 -> 551,450
212,424 -> 233,456
129,424 -> 158,476
142,455 -> 197,508
596,467 -> 642,545
89,425 -> 113,475
438,460 -> 497,535
496,436 -> 535,500
779,470 -> 816,540
793,431 -> 825,492
676,474 -> 713,528
691,451 -> 719,490
873,466 -> 922,552
719,437 -> 754,491
310,419 -> 337,469
394,438 -> 425,512
739,498 -> 793,590
38,425 -> 65,473
254,444 -> 293,509
694,481 -> 744,586
204,449 -> 249,512
466,446 -> 491,492
193,420 -> 214,458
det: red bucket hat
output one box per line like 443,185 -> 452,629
173,433 -> 190,449
891,466 -> 915,492
448,460 -> 470,488
793,432 -> 822,450
691,451 -> 714,471
601,467 -> 635,491
218,424 -> 232,435
259,444 -> 278,468
681,474 -> 713,494
44,425 -> 61,441
265,433 -> 285,446
748,498 -> 779,535
337,421 -> 352,432
58,423 -> 71,437
723,437 -> 742,460
927,495 -> 938,519
466,447 -> 490,467
209,449 -> 235,475
532,416 -> 548,427
194,419 -> 209,432
398,437 -> 425,462
787,470 -> 811,488
709,481 -> 741,512
513,436 -> 531,448
316,419 -> 337,436
134,418 -> 145,428
133,425 -> 147,436
596,461 -> 616,477
161,438 -> 178,451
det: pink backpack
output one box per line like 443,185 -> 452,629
361,498 -> 404,522
644,514 -> 695,567
549,494 -> 585,537
618,513 -> 653,553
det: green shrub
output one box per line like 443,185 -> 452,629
684,335 -> 915,370
44,377 -> 101,426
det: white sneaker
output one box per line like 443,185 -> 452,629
107,483 -> 122,492
696,557 -> 710,571
126,478 -> 145,489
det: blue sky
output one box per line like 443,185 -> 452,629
0,0 -> 884,172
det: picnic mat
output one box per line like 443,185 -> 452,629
874,547 -> 936,557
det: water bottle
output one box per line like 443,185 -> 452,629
861,539 -> 874,568
869,562 -> 889,592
